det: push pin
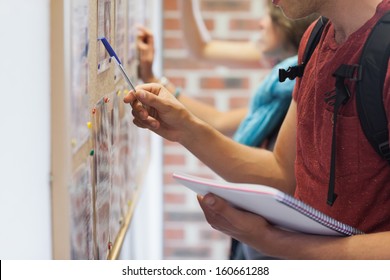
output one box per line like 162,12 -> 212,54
104,97 -> 110,103
92,108 -> 96,114
71,139 -> 77,148
117,90 -> 121,96
89,149 -> 95,156
108,241 -> 113,250
87,122 -> 92,129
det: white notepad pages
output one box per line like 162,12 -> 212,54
173,172 -> 364,236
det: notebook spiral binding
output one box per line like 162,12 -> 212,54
277,193 -> 365,236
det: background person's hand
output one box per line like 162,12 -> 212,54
137,25 -> 155,83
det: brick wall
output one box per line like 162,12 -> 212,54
162,0 -> 270,260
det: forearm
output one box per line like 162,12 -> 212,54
202,40 -> 262,67
180,117 -> 295,193
179,0 -> 261,67
260,228 -> 390,259
178,94 -> 247,135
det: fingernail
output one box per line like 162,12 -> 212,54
139,91 -> 146,99
204,196 -> 215,206
151,121 -> 158,129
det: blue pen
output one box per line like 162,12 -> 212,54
98,37 -> 137,92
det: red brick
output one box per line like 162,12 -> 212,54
229,18 -> 259,31
164,154 -> 186,165
229,96 -> 250,108
164,18 -> 181,30
164,0 -> 178,11
164,58 -> 211,70
164,37 -> 186,49
200,77 -> 224,89
164,172 -> 176,185
201,0 -> 251,12
164,228 -> 185,239
200,77 -> 249,89
204,19 -> 215,30
164,193 -> 186,204
168,76 -> 186,88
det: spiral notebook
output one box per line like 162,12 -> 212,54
173,172 -> 364,236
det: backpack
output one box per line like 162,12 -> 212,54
278,12 -> 390,206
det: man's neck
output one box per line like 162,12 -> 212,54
322,0 -> 382,44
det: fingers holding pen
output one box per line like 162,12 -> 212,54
123,83 -> 190,140
123,86 -> 164,129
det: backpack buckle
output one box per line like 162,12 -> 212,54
279,65 -> 305,82
349,64 -> 362,81
333,64 -> 362,81
379,141 -> 390,161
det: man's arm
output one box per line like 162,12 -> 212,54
198,193 -> 390,259
124,83 -> 296,193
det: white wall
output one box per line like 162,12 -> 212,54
0,0 -> 52,259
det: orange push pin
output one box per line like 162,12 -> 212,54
92,108 -> 96,114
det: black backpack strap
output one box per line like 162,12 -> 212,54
327,11 -> 390,206
356,11 -> 390,164
279,17 -> 329,82
327,65 -> 357,205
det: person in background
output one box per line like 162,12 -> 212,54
136,0 -> 317,259
126,0 -> 390,259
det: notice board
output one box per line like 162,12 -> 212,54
51,0 -> 153,260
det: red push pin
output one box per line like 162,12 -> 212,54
92,108 -> 96,114
104,97 -> 110,103
108,241 -> 113,250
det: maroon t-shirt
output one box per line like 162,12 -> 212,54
293,0 -> 390,233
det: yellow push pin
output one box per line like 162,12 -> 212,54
87,122 -> 92,129
117,90 -> 121,96
71,139 -> 77,148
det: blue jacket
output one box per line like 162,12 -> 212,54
233,56 -> 297,146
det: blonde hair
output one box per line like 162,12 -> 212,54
267,1 -> 318,50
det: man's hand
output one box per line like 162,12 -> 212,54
197,193 -> 277,256
123,83 -> 196,143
